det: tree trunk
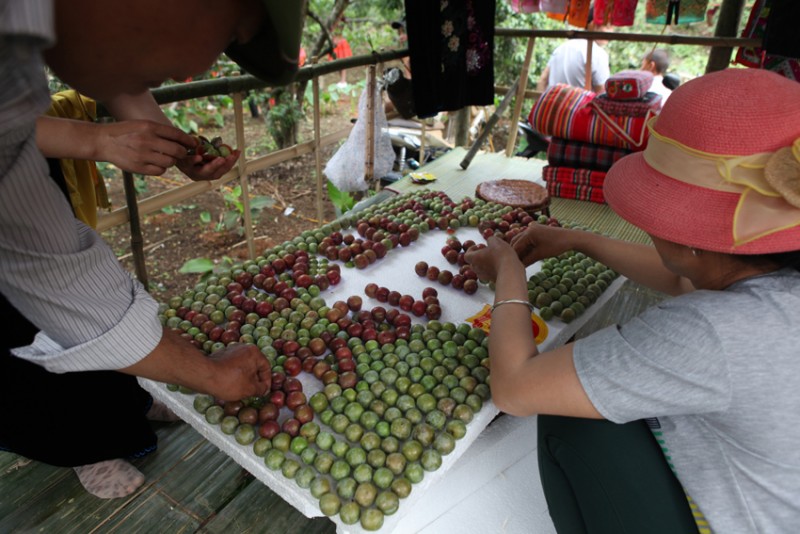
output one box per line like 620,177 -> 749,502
705,0 -> 747,73
453,108 -> 470,148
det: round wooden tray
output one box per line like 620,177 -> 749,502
475,179 -> 550,211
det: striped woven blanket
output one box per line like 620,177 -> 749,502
546,137 -> 631,172
529,84 -> 652,150
543,165 -> 607,204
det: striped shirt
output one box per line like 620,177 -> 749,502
0,0 -> 162,372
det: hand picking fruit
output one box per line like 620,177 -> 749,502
189,135 -> 236,160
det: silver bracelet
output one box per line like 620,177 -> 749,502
491,299 -> 534,313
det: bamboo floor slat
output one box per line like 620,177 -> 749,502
0,150 -> 660,533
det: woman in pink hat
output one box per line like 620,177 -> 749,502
465,68 -> 800,533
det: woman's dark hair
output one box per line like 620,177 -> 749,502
738,250 -> 800,272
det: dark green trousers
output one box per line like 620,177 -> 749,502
538,415 -> 699,534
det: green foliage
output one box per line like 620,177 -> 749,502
205,185 -> 275,236
179,256 -> 235,280
327,180 -> 356,214
161,204 -> 196,215
266,90 -> 305,148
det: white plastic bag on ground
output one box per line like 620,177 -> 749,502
324,85 -> 395,192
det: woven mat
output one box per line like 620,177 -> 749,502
388,148 -> 650,245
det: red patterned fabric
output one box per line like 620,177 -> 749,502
591,92 -> 662,118
543,165 -> 607,187
593,0 -> 638,26
529,84 -> 651,150
546,178 -> 606,203
546,138 -> 631,172
605,70 -> 654,100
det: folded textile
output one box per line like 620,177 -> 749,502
546,138 -> 630,172
543,164 -> 608,187
546,179 -> 606,203
605,70 -> 654,100
529,84 -> 651,150
591,92 -> 662,118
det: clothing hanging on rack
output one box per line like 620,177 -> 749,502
734,0 -> 800,82
645,0 -> 709,25
593,0 -> 639,27
405,0 -> 495,118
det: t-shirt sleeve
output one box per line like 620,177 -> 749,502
573,297 -> 732,423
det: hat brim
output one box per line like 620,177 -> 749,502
225,2 -> 303,85
605,152 -> 800,254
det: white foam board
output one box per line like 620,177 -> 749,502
142,221 -> 623,532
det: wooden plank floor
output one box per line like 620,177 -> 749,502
0,150 -> 662,533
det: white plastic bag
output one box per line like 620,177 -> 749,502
324,85 -> 395,192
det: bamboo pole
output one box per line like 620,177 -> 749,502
505,36 -> 536,158
233,92 -> 255,259
584,39 -> 594,91
420,121 -> 426,167
364,65 -> 377,184
460,77 -> 520,170
312,59 -> 324,222
122,170 -> 149,288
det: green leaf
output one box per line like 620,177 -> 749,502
327,180 -> 355,213
188,119 -> 199,133
249,195 -> 275,211
179,258 -> 215,274
161,206 -> 176,214
223,210 -> 240,230
199,211 -> 212,224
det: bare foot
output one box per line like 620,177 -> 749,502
73,459 -> 145,499
146,399 -> 181,422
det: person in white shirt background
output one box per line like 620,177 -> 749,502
537,7 -> 615,94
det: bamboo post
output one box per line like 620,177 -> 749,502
122,170 -> 149,288
233,92 -> 255,259
505,36 -> 536,157
365,65 -> 377,185
460,77 -> 520,170
584,39 -> 594,91
420,121 -> 426,166
312,60 -> 324,222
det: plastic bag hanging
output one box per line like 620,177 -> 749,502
323,85 -> 395,192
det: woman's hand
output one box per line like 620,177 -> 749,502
175,149 -> 240,181
94,120 -> 197,176
464,236 -> 522,283
510,224 -> 578,266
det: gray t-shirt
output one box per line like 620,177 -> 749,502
574,269 -> 800,533
547,39 -> 610,91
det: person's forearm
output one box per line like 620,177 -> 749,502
570,231 -> 693,295
36,116 -> 102,160
103,91 -> 171,125
120,327 -> 215,392
488,256 -> 541,405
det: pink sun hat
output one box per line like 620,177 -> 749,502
604,68 -> 800,254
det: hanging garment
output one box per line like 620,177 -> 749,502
44,91 -> 111,229
547,0 -> 592,28
540,0 -> 570,15
734,0 -> 800,82
645,0 -> 709,25
405,0 -> 496,118
509,0 -> 540,13
593,0 -> 639,27
762,0 -> 800,59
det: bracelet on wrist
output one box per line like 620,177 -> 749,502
491,299 -> 534,314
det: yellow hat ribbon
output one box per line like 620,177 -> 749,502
643,118 -> 800,248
